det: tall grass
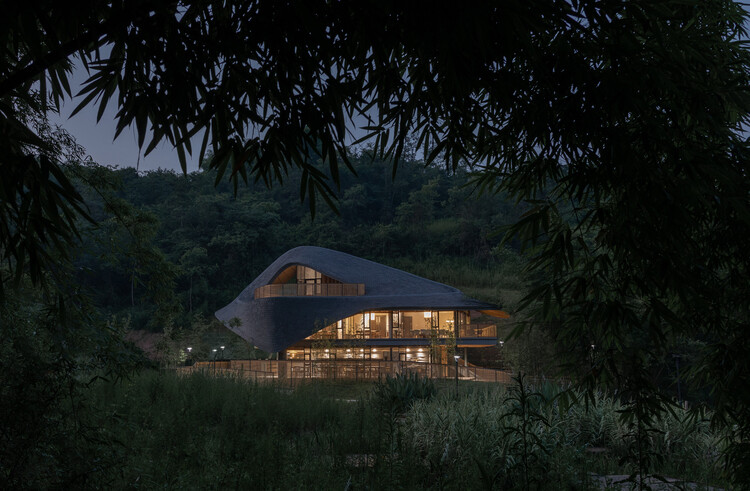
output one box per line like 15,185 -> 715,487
87,370 -> 424,489
403,382 -> 728,489
84,370 -> 728,489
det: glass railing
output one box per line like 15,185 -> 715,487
254,283 -> 365,299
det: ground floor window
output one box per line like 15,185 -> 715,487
285,345 -> 466,364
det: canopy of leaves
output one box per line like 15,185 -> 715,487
3,0 -> 750,484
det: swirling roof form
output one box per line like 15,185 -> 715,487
215,246 -> 496,352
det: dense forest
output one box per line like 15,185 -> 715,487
5,2 -> 750,487
67,150 -> 532,363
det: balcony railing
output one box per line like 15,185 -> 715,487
458,323 -> 497,338
307,323 -> 497,340
254,282 -> 366,299
186,359 -> 516,384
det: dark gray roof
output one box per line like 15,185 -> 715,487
215,246 -> 496,352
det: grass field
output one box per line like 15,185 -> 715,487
78,370 -> 729,489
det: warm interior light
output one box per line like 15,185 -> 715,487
324,349 -> 329,353
406,348 -> 410,352
347,349 -> 351,352
424,312 -> 431,318
418,348 -> 423,352
372,348 -> 378,352
360,349 -> 364,352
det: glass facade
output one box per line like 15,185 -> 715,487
289,309 -> 498,364
286,346 -> 435,362
307,310 -> 468,340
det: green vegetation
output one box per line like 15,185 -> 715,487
4,1 -> 750,488
69,156 -> 526,336
373,372 -> 437,415
77,370 -> 727,489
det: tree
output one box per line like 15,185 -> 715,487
3,0 -> 750,484
179,246 -> 210,313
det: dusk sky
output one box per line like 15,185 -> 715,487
48,63 -> 371,174
48,64 -> 203,173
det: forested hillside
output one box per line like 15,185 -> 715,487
69,150 -> 528,355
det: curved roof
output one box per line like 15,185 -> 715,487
215,246 -> 496,352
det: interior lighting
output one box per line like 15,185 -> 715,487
424,312 -> 431,318
370,312 -> 375,320
406,348 -> 410,352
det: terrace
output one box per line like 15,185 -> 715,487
254,282 -> 365,298
303,310 -> 498,343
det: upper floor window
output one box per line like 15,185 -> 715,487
295,265 -> 339,285
255,265 -> 363,298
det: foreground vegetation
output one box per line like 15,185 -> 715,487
75,370 -> 727,490
4,1 -> 750,487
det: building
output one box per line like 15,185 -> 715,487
215,246 -> 507,364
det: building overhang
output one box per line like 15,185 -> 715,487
216,246 -> 504,352
289,337 -> 499,349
